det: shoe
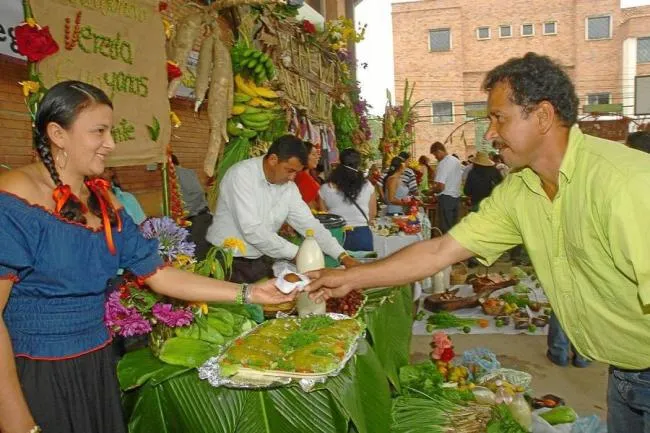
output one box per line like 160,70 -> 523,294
572,357 -> 591,368
546,351 -> 569,367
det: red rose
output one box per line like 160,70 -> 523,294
167,61 -> 182,81
302,20 -> 316,34
440,348 -> 455,362
15,23 -> 59,63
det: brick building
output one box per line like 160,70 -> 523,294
391,0 -> 650,159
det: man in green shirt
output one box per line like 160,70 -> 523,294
306,52 -> 650,432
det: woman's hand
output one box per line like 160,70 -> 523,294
249,279 -> 296,305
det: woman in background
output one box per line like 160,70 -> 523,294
100,167 -> 146,224
383,156 -> 410,215
319,149 -> 376,252
294,141 -> 321,210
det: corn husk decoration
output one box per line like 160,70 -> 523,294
167,11 -> 203,99
194,31 -> 214,111
204,31 -> 234,177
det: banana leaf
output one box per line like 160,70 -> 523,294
123,339 -> 390,433
118,348 -> 191,392
361,285 -> 413,392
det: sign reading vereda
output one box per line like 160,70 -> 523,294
29,0 -> 170,167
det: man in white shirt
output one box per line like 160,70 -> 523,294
206,135 -> 357,283
430,141 -> 463,233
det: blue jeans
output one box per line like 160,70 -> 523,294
608,366 -> 650,432
547,313 -> 591,367
343,226 -> 373,252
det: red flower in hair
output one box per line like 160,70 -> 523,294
167,61 -> 182,81
302,20 -> 316,34
15,23 -> 59,62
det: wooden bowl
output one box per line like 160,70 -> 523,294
423,290 -> 480,312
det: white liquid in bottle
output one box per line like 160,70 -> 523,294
296,229 -> 326,316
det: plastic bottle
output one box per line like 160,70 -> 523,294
296,229 -> 326,316
509,392 -> 533,431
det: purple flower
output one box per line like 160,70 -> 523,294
152,303 -> 193,328
104,291 -> 153,337
140,217 -> 195,261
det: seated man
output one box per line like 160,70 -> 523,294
206,135 -> 357,283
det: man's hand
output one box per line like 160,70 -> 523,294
249,279 -> 296,305
304,268 -> 355,302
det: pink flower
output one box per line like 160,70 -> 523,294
152,303 -> 193,327
431,345 -> 445,360
433,332 -> 452,350
104,291 -> 152,337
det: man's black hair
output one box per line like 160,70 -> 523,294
266,134 -> 308,166
482,52 -> 579,127
626,131 -> 650,154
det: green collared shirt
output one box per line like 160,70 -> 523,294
450,126 -> 650,369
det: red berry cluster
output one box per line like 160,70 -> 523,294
326,290 -> 363,317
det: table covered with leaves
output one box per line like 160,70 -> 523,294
118,285 -> 413,433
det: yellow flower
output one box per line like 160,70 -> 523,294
19,81 -> 39,97
162,18 -> 173,39
188,302 -> 208,315
25,18 -> 37,28
343,225 -> 354,232
170,111 -> 181,128
223,237 -> 246,255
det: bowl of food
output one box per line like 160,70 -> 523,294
479,297 -> 504,315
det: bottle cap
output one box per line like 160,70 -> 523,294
305,229 -> 314,237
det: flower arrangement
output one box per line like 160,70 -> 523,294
105,217 -> 198,338
325,17 -> 366,54
431,331 -> 455,363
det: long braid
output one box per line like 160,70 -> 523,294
34,128 -> 87,223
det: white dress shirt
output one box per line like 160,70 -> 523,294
206,157 -> 345,260
434,155 -> 463,198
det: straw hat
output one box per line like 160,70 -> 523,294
470,151 -> 495,167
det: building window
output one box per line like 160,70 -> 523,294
499,25 -> 512,38
429,28 -> 451,52
638,37 -> 650,63
464,102 -> 487,120
432,101 -> 454,123
587,93 -> 611,105
476,27 -> 491,40
543,21 -> 557,35
521,24 -> 534,37
586,15 -> 611,40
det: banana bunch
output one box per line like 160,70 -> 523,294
232,42 -> 276,84
249,140 -> 271,157
227,75 -> 281,138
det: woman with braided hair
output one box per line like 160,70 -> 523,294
0,81 -> 294,433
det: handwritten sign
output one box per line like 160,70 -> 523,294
29,0 -> 170,166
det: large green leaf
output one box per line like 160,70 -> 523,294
124,339 -> 389,433
362,285 -> 413,392
118,348 -> 190,391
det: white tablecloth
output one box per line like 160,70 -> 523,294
412,277 -> 550,336
371,226 -> 432,300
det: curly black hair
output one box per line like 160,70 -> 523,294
482,52 -> 579,127
328,149 -> 365,203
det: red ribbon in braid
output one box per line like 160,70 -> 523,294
52,184 -> 89,214
85,178 -> 123,255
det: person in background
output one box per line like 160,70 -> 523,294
171,154 -> 212,260
430,141 -> 463,233
626,130 -> 650,153
99,167 -> 146,224
206,135 -> 358,284
383,156 -> 410,215
306,53 -> 650,432
319,149 -> 377,252
294,141 -> 322,210
461,154 -> 474,183
463,151 -> 502,212
417,155 -> 433,192
376,151 -> 418,197
0,81 -> 293,433
491,153 -> 510,178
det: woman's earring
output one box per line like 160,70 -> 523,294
56,150 -> 68,170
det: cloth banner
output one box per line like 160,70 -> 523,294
29,0 -> 170,166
